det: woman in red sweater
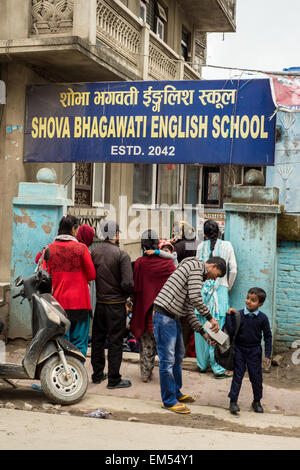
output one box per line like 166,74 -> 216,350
45,215 -> 96,356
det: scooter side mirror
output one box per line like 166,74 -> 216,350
14,276 -> 23,287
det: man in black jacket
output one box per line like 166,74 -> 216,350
91,221 -> 134,389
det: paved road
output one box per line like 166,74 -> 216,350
2,343 -> 300,451
0,408 -> 300,450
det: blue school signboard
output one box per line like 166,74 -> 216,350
24,79 -> 276,165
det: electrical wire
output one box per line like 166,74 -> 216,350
63,165 -> 78,187
201,63 -> 300,77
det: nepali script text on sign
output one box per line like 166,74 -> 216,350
24,79 -> 276,165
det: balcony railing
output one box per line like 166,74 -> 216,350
183,62 -> 201,81
148,31 -> 178,81
30,0 -> 202,81
96,0 -> 141,68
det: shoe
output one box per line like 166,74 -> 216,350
229,401 -> 240,414
92,373 -> 108,384
107,379 -> 132,389
252,401 -> 264,413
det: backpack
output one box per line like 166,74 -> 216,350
214,310 -> 241,371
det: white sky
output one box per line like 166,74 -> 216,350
202,0 -> 300,80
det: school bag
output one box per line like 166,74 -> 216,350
214,310 -> 241,371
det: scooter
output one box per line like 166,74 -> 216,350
0,267 -> 88,405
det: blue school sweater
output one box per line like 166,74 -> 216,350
225,309 -> 272,358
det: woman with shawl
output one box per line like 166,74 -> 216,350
131,230 -> 176,382
195,220 -> 237,378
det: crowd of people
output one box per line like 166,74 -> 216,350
38,215 -> 272,415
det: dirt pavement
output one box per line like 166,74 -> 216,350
1,339 -> 300,445
1,407 -> 300,450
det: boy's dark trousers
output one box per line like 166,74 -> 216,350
91,302 -> 126,387
228,344 -> 263,402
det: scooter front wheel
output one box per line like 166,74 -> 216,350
40,354 -> 88,405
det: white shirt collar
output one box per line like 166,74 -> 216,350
244,307 -> 259,316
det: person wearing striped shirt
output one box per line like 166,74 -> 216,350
153,256 -> 226,414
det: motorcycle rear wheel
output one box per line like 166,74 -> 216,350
40,354 -> 88,405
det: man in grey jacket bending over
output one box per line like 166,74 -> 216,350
153,256 -> 226,414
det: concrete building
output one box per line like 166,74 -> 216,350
1,2 -> 299,353
0,0 -> 238,275
0,0 -> 239,338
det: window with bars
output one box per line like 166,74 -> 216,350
75,162 -> 93,207
63,162 -> 106,207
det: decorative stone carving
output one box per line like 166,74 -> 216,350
31,0 -> 74,35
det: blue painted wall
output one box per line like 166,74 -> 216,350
265,111 -> 300,350
266,111 -> 300,213
10,183 -> 69,338
225,205 -> 279,336
275,240 -> 300,351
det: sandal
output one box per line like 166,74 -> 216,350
178,394 -> 195,403
225,370 -> 233,377
161,404 -> 191,414
214,370 -> 233,379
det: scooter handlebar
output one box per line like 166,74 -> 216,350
12,293 -> 21,299
12,290 -> 24,299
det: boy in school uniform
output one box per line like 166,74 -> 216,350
225,287 -> 272,414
